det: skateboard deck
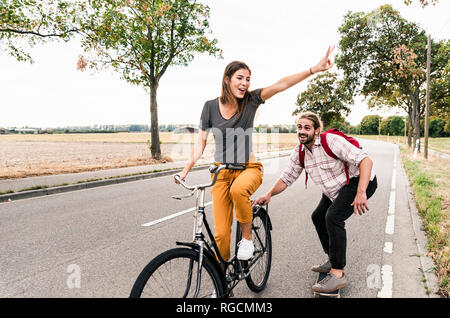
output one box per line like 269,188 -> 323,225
313,272 -> 341,298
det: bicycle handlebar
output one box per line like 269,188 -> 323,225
174,163 -> 246,192
173,163 -> 268,211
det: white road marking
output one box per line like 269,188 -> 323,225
385,215 -> 395,235
391,166 -> 396,190
388,190 -> 396,216
378,149 -> 397,298
142,201 -> 213,227
377,265 -> 393,298
383,242 -> 393,254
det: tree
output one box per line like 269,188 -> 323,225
360,115 -> 382,135
74,0 -> 221,159
1,0 -> 221,160
430,40 -> 450,119
336,5 -> 449,148
328,117 -> 350,132
404,0 -> 439,7
292,72 -> 353,130
420,116 -> 448,137
390,116 -> 406,136
429,117 -> 447,137
0,0 -> 82,62
444,116 -> 450,135
380,116 -> 405,136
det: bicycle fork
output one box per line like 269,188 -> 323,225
188,188 -> 207,298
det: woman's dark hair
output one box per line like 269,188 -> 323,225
220,61 -> 251,119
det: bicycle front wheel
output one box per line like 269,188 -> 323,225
129,248 -> 224,298
245,207 -> 272,292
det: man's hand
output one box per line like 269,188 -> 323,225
311,45 -> 335,73
252,193 -> 272,207
351,191 -> 369,215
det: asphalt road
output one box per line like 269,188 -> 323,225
0,139 -> 437,298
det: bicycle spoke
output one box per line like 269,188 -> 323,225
244,212 -> 271,290
137,254 -> 218,298
142,260 -> 173,297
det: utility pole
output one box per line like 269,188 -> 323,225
424,34 -> 431,159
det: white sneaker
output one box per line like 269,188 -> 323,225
237,238 -> 254,260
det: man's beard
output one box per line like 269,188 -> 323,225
298,133 -> 315,144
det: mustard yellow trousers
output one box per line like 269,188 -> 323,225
211,162 -> 263,261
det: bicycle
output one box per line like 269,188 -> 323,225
129,163 -> 272,298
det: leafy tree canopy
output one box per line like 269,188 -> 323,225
293,72 -> 353,130
76,0 -> 221,89
0,0 -> 82,62
360,114 -> 382,135
336,4 -> 449,144
404,0 -> 438,7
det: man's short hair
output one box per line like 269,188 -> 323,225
295,111 -> 323,132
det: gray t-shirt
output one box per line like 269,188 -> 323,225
199,89 -> 265,164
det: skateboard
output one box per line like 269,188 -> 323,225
313,272 -> 341,298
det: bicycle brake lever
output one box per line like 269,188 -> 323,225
171,188 -> 196,200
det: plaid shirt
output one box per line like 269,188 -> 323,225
280,134 -> 376,201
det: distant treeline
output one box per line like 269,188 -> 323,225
348,115 -> 450,138
3,115 -> 448,137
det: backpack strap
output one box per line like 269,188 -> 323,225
320,132 -> 350,186
298,144 -> 308,189
320,131 -> 338,159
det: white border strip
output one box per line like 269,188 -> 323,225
383,242 -> 393,254
377,265 -> 393,298
142,201 -> 213,227
378,149 -> 397,298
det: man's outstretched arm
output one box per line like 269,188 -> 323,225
253,178 -> 288,206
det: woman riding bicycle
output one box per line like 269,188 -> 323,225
174,46 -> 335,262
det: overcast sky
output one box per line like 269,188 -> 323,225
1,0 -> 449,129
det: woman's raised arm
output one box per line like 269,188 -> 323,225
260,45 -> 335,102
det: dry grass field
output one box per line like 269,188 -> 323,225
2,132 -> 447,180
0,132 -> 299,144
0,132 -> 297,179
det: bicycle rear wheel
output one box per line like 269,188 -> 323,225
244,207 -> 272,292
129,247 -> 224,298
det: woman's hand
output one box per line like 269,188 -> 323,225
173,170 -> 188,184
260,45 -> 335,101
311,45 -> 335,74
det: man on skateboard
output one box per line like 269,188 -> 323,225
253,111 -> 377,294
314,272 -> 340,298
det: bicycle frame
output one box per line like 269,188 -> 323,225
175,185 -> 227,297
173,164 -> 271,297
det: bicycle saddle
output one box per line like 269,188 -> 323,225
209,163 -> 246,174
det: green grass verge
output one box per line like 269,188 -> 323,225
399,144 -> 449,298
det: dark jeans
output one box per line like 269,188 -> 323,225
311,176 -> 378,270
